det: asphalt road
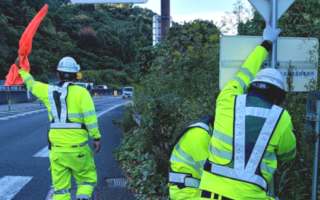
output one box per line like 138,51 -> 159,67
0,96 -> 136,200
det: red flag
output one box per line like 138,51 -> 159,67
5,4 -> 49,86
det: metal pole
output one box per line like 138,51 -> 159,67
270,0 -> 278,68
161,0 -> 170,41
268,0 -> 278,197
8,99 -> 11,112
312,100 -> 320,200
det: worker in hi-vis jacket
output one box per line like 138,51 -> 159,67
18,56 -> 100,200
198,23 -> 296,200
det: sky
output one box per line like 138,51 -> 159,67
136,0 -> 252,26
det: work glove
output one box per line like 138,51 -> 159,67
263,22 -> 281,44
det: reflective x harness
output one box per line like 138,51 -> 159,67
169,122 -> 211,188
48,82 -> 84,129
206,95 -> 283,191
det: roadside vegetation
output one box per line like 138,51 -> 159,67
114,0 -> 320,199
0,0 -> 154,87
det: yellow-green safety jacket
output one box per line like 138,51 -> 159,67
19,69 -> 101,146
169,116 -> 214,200
199,45 -> 296,200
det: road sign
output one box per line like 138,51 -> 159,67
219,35 -> 318,92
153,15 -> 173,46
71,0 -> 148,4
248,0 -> 295,22
77,72 -> 82,79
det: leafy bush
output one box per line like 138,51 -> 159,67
113,20 -> 221,199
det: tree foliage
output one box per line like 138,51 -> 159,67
114,20 -> 221,199
0,0 -> 155,87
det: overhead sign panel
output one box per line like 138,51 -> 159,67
71,0 -> 148,4
248,0 -> 295,21
219,36 -> 318,92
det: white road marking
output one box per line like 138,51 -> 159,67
32,146 -> 49,157
0,109 -> 47,120
0,176 -> 33,200
33,101 -> 131,158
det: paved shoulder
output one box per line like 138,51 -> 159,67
95,106 -> 136,200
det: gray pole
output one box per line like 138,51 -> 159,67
312,100 -> 320,200
268,0 -> 278,197
270,0 -> 278,68
161,0 -> 170,41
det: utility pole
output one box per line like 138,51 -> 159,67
161,0 -> 170,41
270,0 -> 278,68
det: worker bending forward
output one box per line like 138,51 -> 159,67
199,23 -> 296,200
18,57 -> 101,200
169,116 -> 214,200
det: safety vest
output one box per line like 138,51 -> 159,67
48,82 -> 86,130
204,95 -> 283,191
169,122 -> 211,188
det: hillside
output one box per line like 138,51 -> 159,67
0,0 -> 155,86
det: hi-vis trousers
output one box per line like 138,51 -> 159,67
49,144 -> 97,200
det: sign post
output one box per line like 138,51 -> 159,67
270,0 -> 278,68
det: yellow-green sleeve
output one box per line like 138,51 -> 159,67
187,128 -> 211,170
81,89 -> 101,139
218,46 -> 268,100
276,120 -> 296,162
19,69 -> 49,101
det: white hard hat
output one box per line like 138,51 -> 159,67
251,68 -> 285,90
57,57 -> 80,73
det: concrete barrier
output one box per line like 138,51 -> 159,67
92,89 -> 123,96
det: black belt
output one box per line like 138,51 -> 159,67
51,142 -> 87,148
201,191 -> 233,200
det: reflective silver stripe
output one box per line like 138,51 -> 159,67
68,113 -> 82,118
263,151 -> 277,161
209,143 -> 232,160
169,172 -> 187,183
54,189 -> 70,194
77,194 -> 90,199
246,107 -> 270,118
59,82 -> 71,123
170,154 -> 202,176
234,95 -> 246,170
196,159 -> 206,169
175,143 -> 194,163
48,86 -> 60,123
169,172 -> 200,188
188,122 -> 210,134
83,110 -> 96,118
209,95 -> 283,191
245,105 -> 283,174
277,148 -> 296,159
78,182 -> 96,187
185,177 -> 200,188
234,77 -> 247,93
24,77 -> 34,84
87,122 -> 98,130
210,162 -> 267,189
261,161 -> 276,175
50,123 -> 82,129
212,129 -> 233,146
240,68 -> 254,81
29,81 -> 37,93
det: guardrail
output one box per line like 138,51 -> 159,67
0,91 -> 37,104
